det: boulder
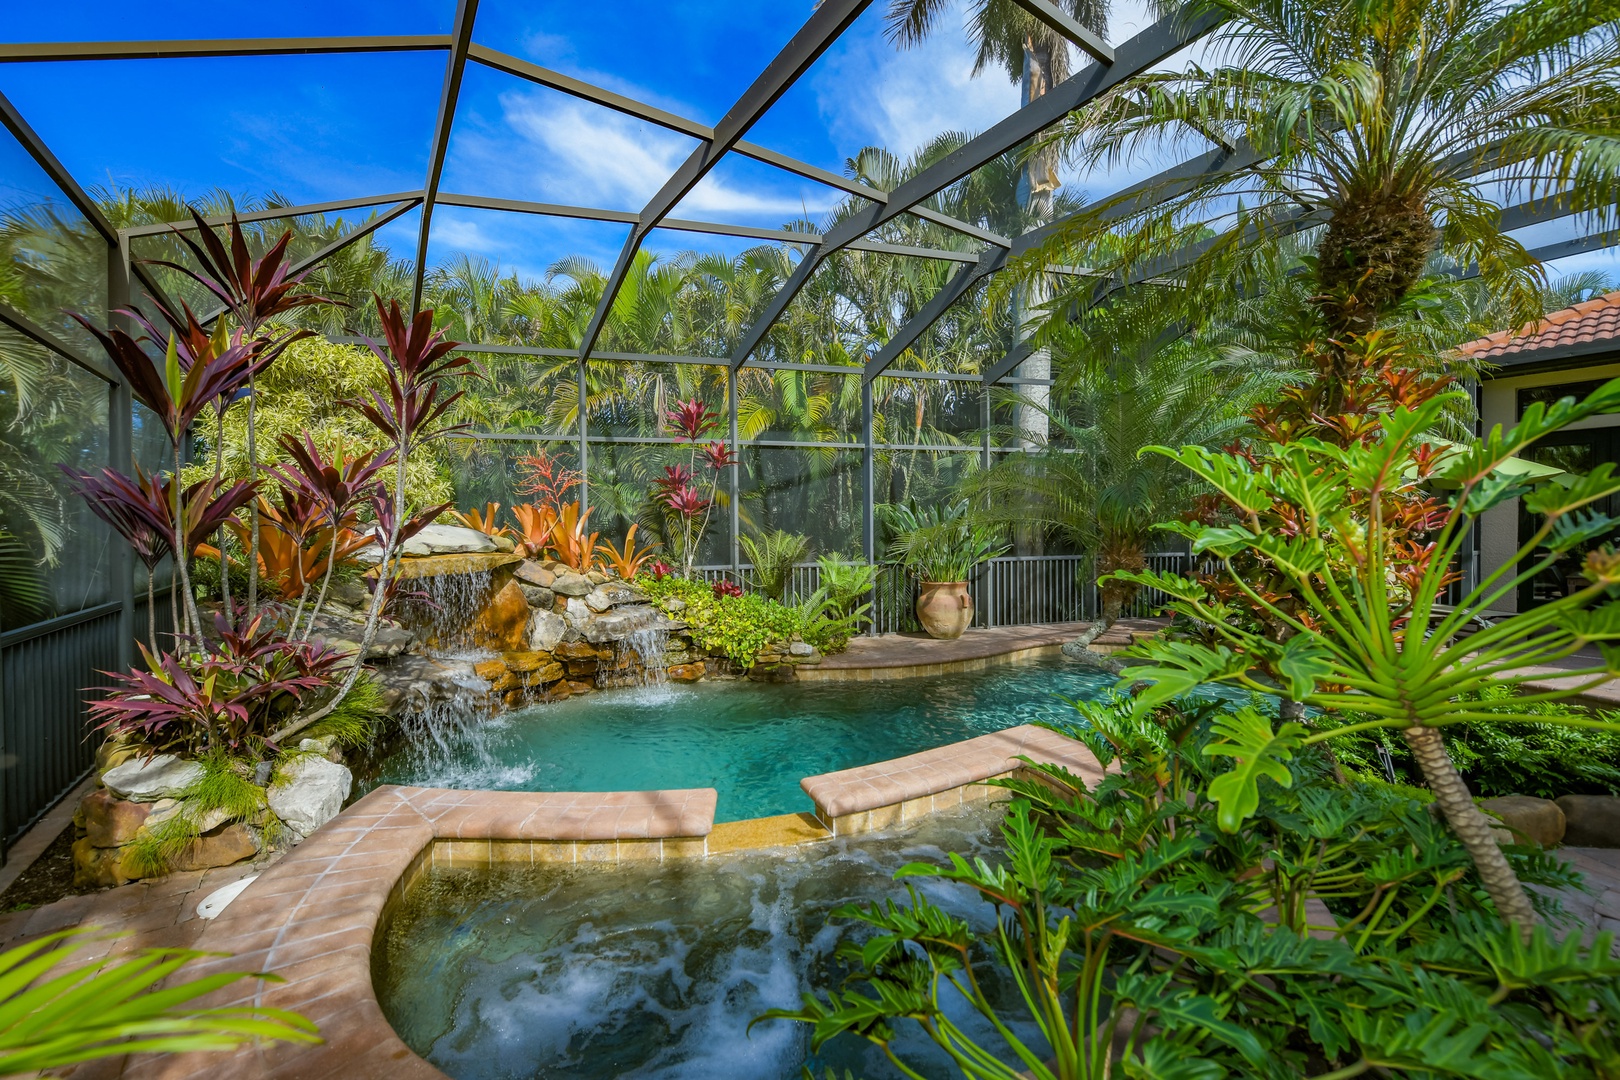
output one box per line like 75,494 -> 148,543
667,662 -> 705,683
564,597 -> 590,628
585,582 -> 646,612
789,641 -> 821,659
80,789 -> 151,848
103,754 -> 204,802
660,598 -> 687,614
72,838 -> 135,888
1556,795 -> 1620,847
385,551 -> 522,581
491,534 -> 517,553
94,734 -> 142,776
268,756 -> 353,839
515,561 -> 556,589
168,824 -> 259,872
1481,795 -> 1565,847
551,572 -> 592,597
528,610 -> 567,651
399,524 -> 498,556
469,580 -> 533,652
580,605 -> 675,644
145,797 -> 235,836
518,584 -> 555,610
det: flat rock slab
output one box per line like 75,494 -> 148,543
385,552 -> 523,581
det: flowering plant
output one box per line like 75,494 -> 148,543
711,579 -> 744,599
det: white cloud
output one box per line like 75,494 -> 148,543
813,4 -> 1021,161
447,90 -> 834,223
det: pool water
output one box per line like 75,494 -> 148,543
364,657 -> 1117,821
375,804 -> 1036,1080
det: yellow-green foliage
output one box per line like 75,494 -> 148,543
298,671 -> 386,749
122,751 -> 272,877
183,336 -> 453,511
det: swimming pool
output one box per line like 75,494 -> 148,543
375,804 -> 1029,1080
363,657 -> 1118,822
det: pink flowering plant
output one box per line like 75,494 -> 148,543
654,398 -> 737,577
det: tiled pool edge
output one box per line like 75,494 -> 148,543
126,729 -> 1104,1080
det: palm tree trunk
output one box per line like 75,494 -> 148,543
1402,724 -> 1537,934
1314,190 -> 1436,343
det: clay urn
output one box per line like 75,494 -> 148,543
916,581 -> 973,640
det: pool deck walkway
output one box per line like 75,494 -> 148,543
797,618 -> 1163,679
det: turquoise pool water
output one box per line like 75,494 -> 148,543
365,657 -> 1117,821
375,804 -> 1030,1080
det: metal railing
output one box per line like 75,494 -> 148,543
693,550 -> 1191,636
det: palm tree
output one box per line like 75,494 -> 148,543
1023,0 -> 1620,362
963,301 -> 1282,642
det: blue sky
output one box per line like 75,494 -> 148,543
3,0 -> 1614,285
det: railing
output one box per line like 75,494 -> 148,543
0,603 -> 121,856
0,590 -> 175,858
694,550 -> 1192,636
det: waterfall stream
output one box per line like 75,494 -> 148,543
398,569 -> 495,656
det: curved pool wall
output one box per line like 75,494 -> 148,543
362,656 -> 1119,822
135,724 -> 1108,1080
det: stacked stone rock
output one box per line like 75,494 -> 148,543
73,739 -> 352,888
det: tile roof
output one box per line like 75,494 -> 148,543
1458,290 -> 1620,362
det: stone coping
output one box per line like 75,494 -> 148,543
795,620 -> 1164,682
119,731 -> 1105,1079
801,724 -> 1106,823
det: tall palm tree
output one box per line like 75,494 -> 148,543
1023,0 -> 1620,363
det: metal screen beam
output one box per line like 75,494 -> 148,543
728,8 -> 1224,369
121,191 -> 425,238
862,251 -> 1006,382
0,301 -> 117,383
1008,0 -> 1113,63
575,0 -> 873,360
0,91 -> 116,243
0,37 -> 450,62
412,0 -> 479,314
1524,229 -> 1620,263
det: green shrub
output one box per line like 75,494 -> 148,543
766,696 -> 1618,1077
1322,684 -> 1620,799
739,529 -> 810,601
636,575 -> 804,667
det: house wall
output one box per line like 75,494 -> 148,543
1477,360 -> 1620,612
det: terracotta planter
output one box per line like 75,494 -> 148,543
916,580 -> 973,640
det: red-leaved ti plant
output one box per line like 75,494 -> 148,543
653,398 -> 736,577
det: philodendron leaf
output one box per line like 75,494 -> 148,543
1203,709 -> 1305,832
1277,634 -> 1335,700
1119,642 -> 1252,713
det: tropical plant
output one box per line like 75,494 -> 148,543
1022,0 -> 1620,354
451,502 -> 506,537
654,398 -> 736,577
71,314 -> 266,639
270,296 -> 473,745
799,555 -> 879,651
547,501 -> 600,573
155,210 -> 330,618
740,529 -> 811,601
966,304 -> 1280,645
764,695 -> 1617,1079
636,574 -> 803,666
510,503 -> 560,559
596,523 -> 659,579
89,609 -> 345,758
513,449 -> 581,509
1325,684 -> 1620,799
881,499 -> 1008,583
0,929 -> 318,1075
0,529 -> 49,630
262,434 -> 391,638
1108,379 -> 1620,932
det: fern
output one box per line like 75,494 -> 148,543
740,529 -> 810,601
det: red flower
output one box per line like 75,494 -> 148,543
712,579 -> 744,598
648,560 -> 673,581
667,398 -> 718,442
700,441 -> 738,471
660,484 -> 708,518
